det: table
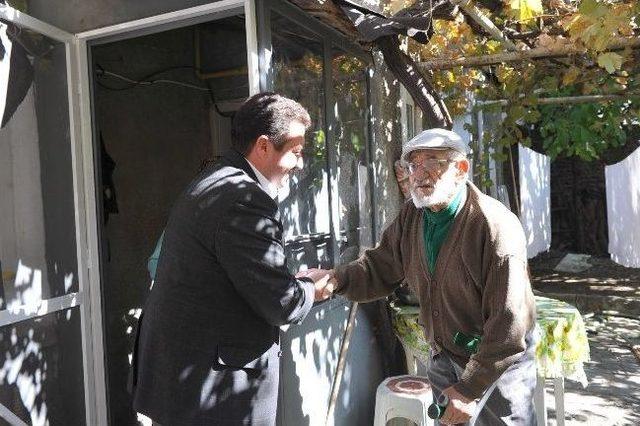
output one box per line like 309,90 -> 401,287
390,296 -> 591,426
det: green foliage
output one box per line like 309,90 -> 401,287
7,0 -> 28,12
538,100 -> 630,160
409,0 -> 638,165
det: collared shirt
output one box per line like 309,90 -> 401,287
246,159 -> 279,200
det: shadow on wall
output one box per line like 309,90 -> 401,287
369,50 -> 403,233
0,261 -> 84,426
605,146 -> 640,268
278,300 -> 350,425
277,299 -> 386,426
279,132 -> 329,239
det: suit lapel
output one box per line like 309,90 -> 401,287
222,149 -> 260,183
222,149 -> 280,216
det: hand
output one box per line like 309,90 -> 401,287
440,386 -> 476,425
297,268 -> 335,301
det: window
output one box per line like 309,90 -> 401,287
0,25 -> 86,425
272,12 -> 330,239
332,49 -> 372,262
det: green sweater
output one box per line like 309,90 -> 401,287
423,186 -> 466,272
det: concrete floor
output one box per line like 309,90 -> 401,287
544,315 -> 640,425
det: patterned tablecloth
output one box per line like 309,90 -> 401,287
391,296 -> 590,385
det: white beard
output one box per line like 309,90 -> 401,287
411,175 -> 463,209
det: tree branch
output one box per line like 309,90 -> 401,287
376,35 -> 453,129
419,37 -> 640,70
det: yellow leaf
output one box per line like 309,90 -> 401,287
562,67 -> 580,86
508,0 -> 544,21
446,71 -> 456,83
597,52 -> 623,74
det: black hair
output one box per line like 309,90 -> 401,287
231,92 -> 311,155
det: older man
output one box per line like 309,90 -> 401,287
305,128 -> 537,425
132,93 -> 332,425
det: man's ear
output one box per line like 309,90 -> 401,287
254,135 -> 270,158
456,159 -> 470,175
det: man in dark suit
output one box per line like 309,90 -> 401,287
131,93 -> 333,425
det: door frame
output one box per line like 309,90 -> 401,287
74,1 -> 259,424
0,5 -> 93,426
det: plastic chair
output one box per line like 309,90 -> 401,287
374,375 -> 435,426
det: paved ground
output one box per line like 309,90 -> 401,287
530,250 -> 640,300
544,315 -> 640,425
530,251 -> 640,425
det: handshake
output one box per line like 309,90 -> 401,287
296,268 -> 336,302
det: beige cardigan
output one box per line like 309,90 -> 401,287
335,181 -> 536,399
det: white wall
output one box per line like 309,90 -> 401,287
519,144 -> 551,258
605,146 -> 640,267
0,88 -> 47,303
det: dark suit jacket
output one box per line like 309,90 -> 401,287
132,150 -> 315,425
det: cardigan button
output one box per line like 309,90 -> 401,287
433,310 -> 440,318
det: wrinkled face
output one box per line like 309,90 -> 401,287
407,149 -> 466,209
266,120 -> 306,187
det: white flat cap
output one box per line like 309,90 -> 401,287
401,128 -> 469,162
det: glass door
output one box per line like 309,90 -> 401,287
0,4 -> 96,426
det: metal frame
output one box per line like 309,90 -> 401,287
0,5 -> 73,43
2,2 -> 259,425
323,40 -> 342,267
260,0 -> 374,266
256,0 -> 273,95
269,0 -> 367,61
0,5 -> 99,426
73,36 -> 109,426
75,0 -> 245,45
75,2 -> 258,425
363,67 -> 377,246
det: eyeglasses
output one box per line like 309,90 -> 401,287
405,159 -> 453,175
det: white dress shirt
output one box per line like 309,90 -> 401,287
246,159 -> 279,200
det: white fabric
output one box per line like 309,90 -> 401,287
519,145 -> 551,258
401,128 -> 469,162
605,146 -> 640,267
246,160 -> 278,200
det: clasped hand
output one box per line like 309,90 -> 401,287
440,386 -> 476,425
296,268 -> 335,301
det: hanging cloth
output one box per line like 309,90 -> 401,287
101,133 -> 119,224
0,22 -> 34,128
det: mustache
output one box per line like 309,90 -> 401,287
412,179 -> 434,187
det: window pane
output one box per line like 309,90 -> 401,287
285,238 -> 332,273
0,28 -> 79,310
332,50 -> 372,263
0,307 -> 86,425
271,13 -> 330,239
197,17 -> 249,102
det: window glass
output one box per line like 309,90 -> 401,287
0,29 -> 79,310
0,307 -> 86,425
332,50 -> 372,262
271,13 -> 330,240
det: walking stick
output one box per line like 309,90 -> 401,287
325,301 -> 359,426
